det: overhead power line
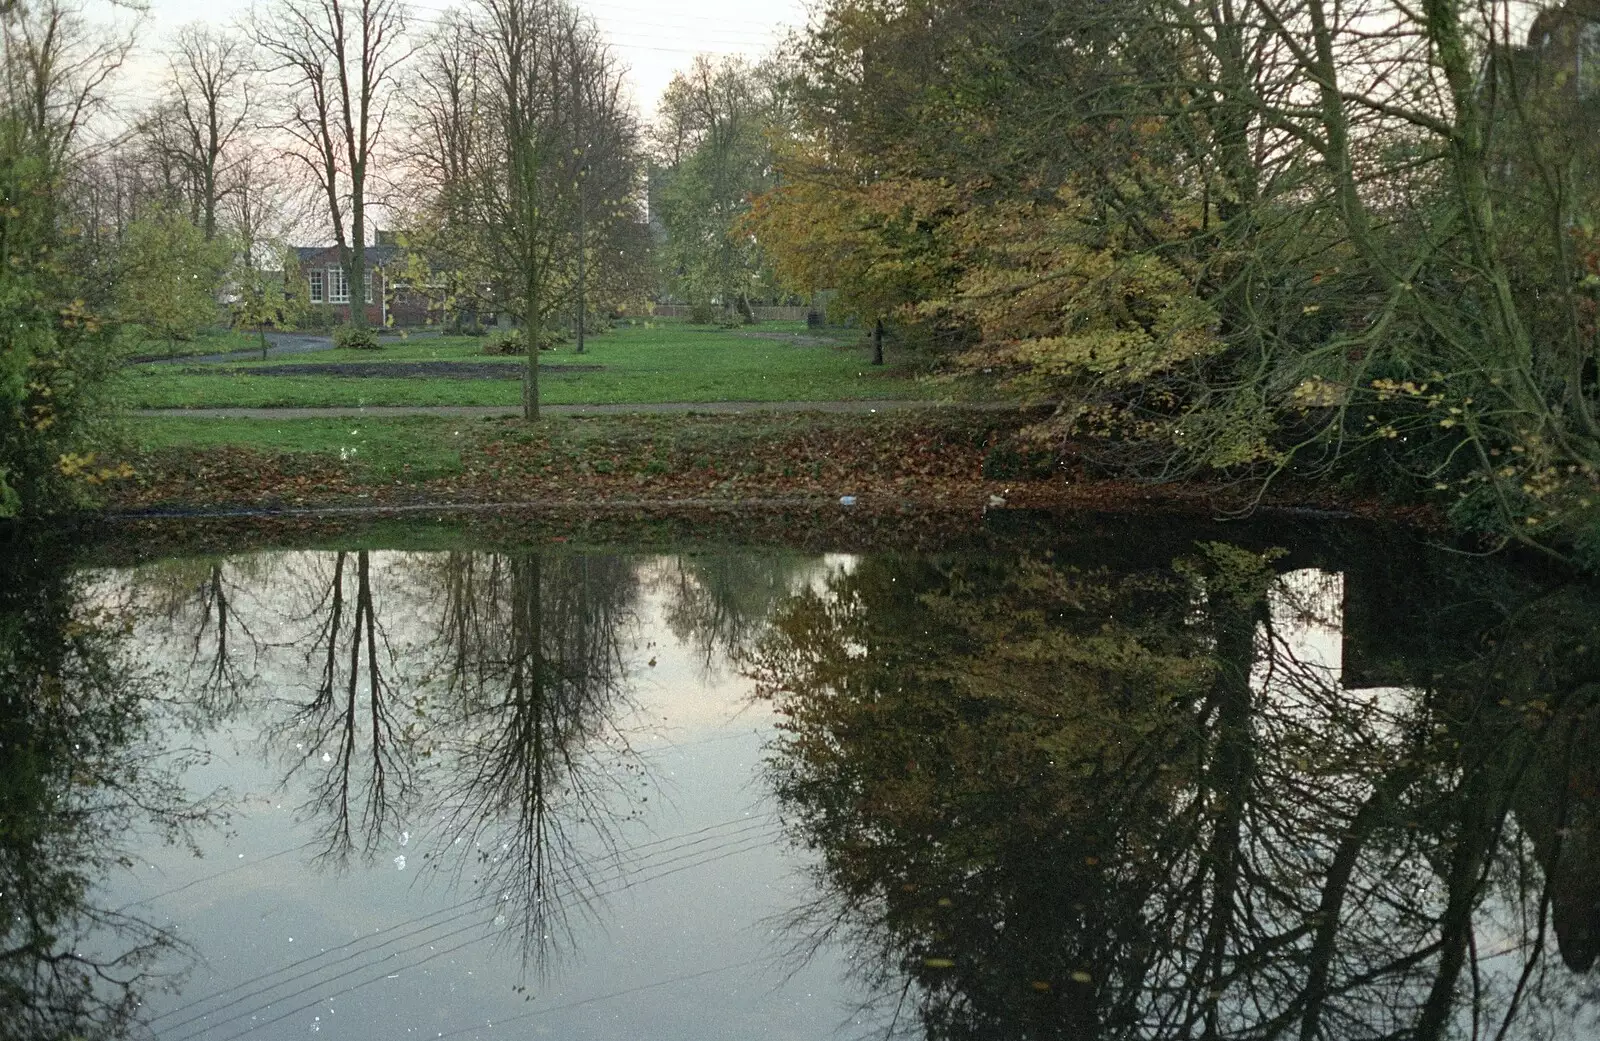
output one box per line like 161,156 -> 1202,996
149,812 -> 782,1041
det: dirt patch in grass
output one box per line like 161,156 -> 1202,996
236,361 -> 604,379
725,330 -> 844,347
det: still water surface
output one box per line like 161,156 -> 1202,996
4,518 -> 1600,1040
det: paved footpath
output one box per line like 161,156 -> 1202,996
131,399 -> 1004,420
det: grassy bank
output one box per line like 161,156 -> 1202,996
115,322 -> 937,409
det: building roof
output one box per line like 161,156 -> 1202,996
294,244 -> 403,267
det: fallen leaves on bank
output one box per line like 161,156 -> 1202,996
98,409 -> 1439,527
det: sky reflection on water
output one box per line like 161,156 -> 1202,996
3,524 -> 1599,1040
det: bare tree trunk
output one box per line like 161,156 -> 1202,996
524,290 -> 541,421
575,197 -> 585,353
871,317 -> 884,366
572,39 -> 586,355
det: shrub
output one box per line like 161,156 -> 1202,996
482,328 -> 525,355
481,327 -> 568,355
333,323 -> 382,350
296,306 -> 337,332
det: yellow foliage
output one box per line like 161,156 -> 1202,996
57,452 -> 133,485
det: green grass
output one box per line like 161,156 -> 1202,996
125,415 -> 470,479
114,322 -> 929,409
119,373 -> 523,409
125,326 -> 269,361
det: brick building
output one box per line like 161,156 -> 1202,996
294,240 -> 430,327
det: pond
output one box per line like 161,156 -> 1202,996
3,513 -> 1599,1040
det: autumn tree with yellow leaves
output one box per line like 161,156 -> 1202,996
748,0 -> 1600,559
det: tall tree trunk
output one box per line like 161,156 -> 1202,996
349,211 -> 367,331
573,44 -> 586,355
871,317 -> 884,366
575,200 -> 586,354
523,285 -> 541,421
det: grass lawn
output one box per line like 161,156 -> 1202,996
125,327 -> 269,362
124,415 -> 473,479
114,321 -> 934,409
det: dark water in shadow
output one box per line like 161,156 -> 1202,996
3,516 -> 1599,1040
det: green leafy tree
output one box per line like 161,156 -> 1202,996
231,246 -> 309,358
651,56 -> 784,322
116,206 -> 230,354
0,0 -> 132,517
0,535 -> 215,1040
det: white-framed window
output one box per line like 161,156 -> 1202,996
308,268 -> 325,304
328,266 -> 350,304
364,270 -> 374,303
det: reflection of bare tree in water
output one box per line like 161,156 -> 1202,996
423,551 -> 643,972
277,550 -> 415,865
1,539 -> 216,1041
754,546 -> 1600,1041
123,557 -> 272,721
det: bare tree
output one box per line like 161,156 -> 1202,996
480,0 -> 574,418
254,0 -> 407,331
152,24 -> 253,240
1,0 -> 133,165
423,550 -> 642,972
404,0 -> 643,413
225,151 -> 295,270
277,550 -> 417,864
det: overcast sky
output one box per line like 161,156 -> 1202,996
117,0 -> 809,117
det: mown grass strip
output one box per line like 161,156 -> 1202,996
112,322 -> 942,409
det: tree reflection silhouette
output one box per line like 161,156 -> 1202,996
419,551 -> 644,972
654,553 -> 815,673
753,546 -> 1600,1040
277,550 -> 416,865
0,537 -> 213,1041
122,556 -> 273,722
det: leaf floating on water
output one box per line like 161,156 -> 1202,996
1031,981 -> 1051,992
1070,971 -> 1092,984
924,957 -> 956,969
394,855 -> 406,871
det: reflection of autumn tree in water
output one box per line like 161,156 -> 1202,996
0,537 -> 213,1041
421,551 -> 643,971
655,553 -> 816,671
752,547 -> 1600,1040
277,550 -> 416,865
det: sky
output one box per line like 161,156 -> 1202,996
117,0 -> 810,117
